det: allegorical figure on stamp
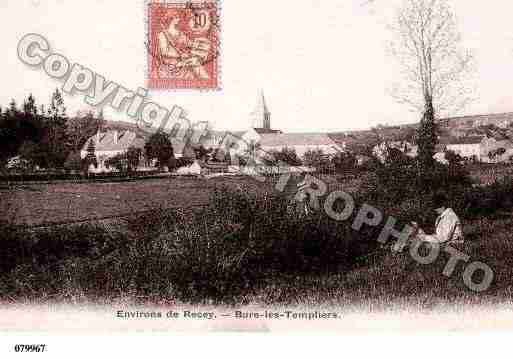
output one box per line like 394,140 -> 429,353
156,9 -> 211,80
148,1 -> 219,89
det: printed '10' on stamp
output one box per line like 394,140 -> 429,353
147,1 -> 220,90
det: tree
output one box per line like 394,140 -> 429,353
270,147 -> 302,167
84,140 -> 97,169
332,151 -> 358,173
18,141 -> 40,170
67,111 -> 103,154
0,96 -> 45,165
488,147 -> 506,163
303,149 -> 332,173
105,153 -> 127,172
416,105 -> 439,171
239,140 -> 260,166
193,145 -> 212,162
389,0 -> 474,116
44,89 -> 69,167
389,0 -> 473,174
22,94 -> 37,115
126,146 -> 142,172
145,132 -> 174,168
444,149 -> 463,164
64,151 -> 83,172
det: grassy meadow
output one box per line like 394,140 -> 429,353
0,164 -> 512,308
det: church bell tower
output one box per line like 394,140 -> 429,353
250,90 -> 271,130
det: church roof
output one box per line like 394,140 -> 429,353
253,128 -> 282,134
258,133 -> 340,148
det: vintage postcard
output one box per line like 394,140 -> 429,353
1,0 -> 513,357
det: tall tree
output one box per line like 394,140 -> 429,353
416,103 -> 438,170
389,0 -> 474,116
126,146 -> 142,172
0,100 -> 21,162
45,89 -> 69,167
389,0 -> 474,172
22,94 -> 37,115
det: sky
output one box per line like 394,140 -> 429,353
2,0 -> 513,132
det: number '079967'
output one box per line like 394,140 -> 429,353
14,344 -> 46,353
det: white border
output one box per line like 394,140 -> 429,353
0,333 -> 511,359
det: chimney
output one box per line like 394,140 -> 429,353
113,130 -> 118,145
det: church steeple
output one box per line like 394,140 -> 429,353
250,90 -> 271,129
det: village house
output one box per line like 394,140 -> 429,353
81,126 -> 198,172
371,134 -> 513,164
81,130 -> 146,171
438,135 -> 513,163
439,136 -> 484,162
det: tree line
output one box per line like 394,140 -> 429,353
0,89 -> 103,172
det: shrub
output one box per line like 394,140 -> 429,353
332,151 -> 357,174
64,152 -> 82,172
303,149 -> 332,172
361,150 -> 472,206
268,147 -> 302,166
145,132 -> 174,167
168,157 -> 194,171
84,140 -> 97,169
105,153 -> 128,172
458,177 -> 513,219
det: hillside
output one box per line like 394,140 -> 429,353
98,111 -> 513,153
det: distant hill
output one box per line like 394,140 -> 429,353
99,120 -> 150,139
98,111 -> 513,153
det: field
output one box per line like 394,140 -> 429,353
0,166 -> 512,308
0,173 -> 358,227
468,163 -> 513,185
0,176 -> 270,227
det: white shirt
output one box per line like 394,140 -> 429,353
419,208 -> 463,244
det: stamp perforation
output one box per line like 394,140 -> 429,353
145,0 -> 221,92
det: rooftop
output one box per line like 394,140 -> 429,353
259,133 -> 340,148
439,136 -> 485,145
83,130 -> 145,152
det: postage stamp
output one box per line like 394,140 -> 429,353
146,0 -> 220,90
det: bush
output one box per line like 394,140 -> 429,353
64,152 -> 82,172
0,177 -> 390,304
361,151 -> 472,206
458,177 -> 513,219
303,149 -> 332,172
332,151 -> 357,174
168,157 -> 194,171
268,147 -> 302,166
105,153 -> 128,172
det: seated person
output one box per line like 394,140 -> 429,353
411,192 -> 464,245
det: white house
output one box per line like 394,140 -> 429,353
441,136 -> 484,161
81,130 -> 146,171
256,132 -> 342,157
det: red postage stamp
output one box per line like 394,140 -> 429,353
147,1 -> 220,90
